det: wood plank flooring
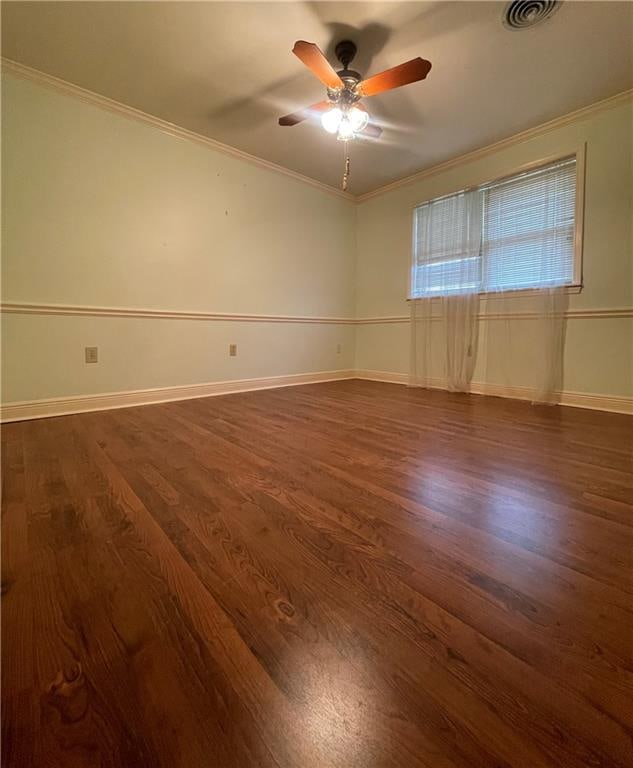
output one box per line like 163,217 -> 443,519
2,379 -> 632,768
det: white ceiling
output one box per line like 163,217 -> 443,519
2,1 -> 632,195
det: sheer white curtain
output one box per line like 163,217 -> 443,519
482,289 -> 569,405
410,157 -> 575,404
410,188 -> 482,392
481,159 -> 574,404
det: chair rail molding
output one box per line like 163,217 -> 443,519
2,301 -> 631,324
0,301 -> 357,324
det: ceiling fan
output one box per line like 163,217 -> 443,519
278,40 -> 432,142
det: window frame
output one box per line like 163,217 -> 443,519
408,145 -> 586,301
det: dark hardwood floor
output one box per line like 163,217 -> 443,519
2,379 -> 632,767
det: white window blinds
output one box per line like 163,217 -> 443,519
411,189 -> 483,297
411,157 -> 577,298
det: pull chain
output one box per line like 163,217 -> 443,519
342,140 -> 350,191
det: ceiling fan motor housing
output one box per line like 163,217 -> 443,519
330,40 -> 362,103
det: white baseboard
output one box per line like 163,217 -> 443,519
0,369 -> 355,422
355,369 -> 633,415
355,370 -> 410,385
2,368 -> 630,421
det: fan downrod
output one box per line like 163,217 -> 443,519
334,40 -> 361,82
335,40 -> 357,68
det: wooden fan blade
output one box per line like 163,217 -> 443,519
292,41 -> 343,89
361,123 -> 383,139
278,100 -> 331,127
358,58 -> 432,98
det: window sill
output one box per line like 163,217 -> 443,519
407,284 -> 583,301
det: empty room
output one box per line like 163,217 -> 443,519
1,1 -> 632,766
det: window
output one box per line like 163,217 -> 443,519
411,156 -> 579,298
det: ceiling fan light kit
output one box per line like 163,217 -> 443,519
321,105 -> 368,140
279,39 -> 431,141
278,38 -> 432,189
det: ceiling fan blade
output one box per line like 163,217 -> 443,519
278,100 -> 331,127
361,123 -> 383,139
292,41 -> 344,90
358,58 -> 432,98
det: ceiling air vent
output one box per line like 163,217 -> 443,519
503,0 -> 561,29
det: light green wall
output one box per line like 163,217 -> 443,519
2,313 -> 356,402
2,73 -> 631,405
1,73 -> 357,402
355,99 -> 633,397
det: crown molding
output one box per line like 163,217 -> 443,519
4,57 -> 630,204
356,89 -> 633,202
1,57 -> 355,203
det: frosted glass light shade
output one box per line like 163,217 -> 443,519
337,116 -> 354,141
321,107 -> 342,134
349,106 -> 369,132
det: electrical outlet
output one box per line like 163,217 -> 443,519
85,346 -> 98,364
336,344 -> 342,354
229,344 -> 237,357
